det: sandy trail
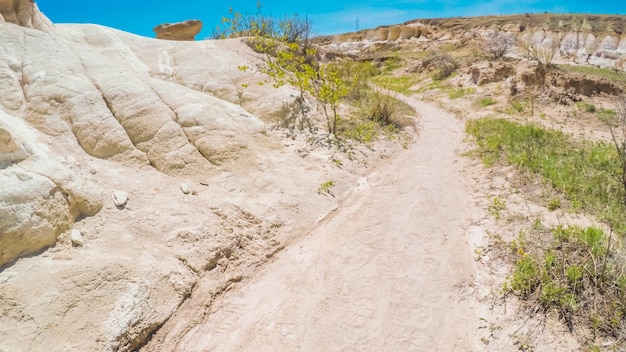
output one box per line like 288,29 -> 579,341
147,98 -> 482,351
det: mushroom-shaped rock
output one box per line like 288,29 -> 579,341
153,19 -> 202,41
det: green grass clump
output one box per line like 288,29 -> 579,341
342,121 -> 377,143
380,56 -> 403,73
343,90 -> 415,143
479,97 -> 496,107
466,117 -> 626,230
447,87 -> 476,99
558,64 -> 626,85
576,101 -> 597,113
505,225 -> 626,337
598,108 -> 617,121
371,75 -> 418,95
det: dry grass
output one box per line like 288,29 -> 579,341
404,14 -> 626,35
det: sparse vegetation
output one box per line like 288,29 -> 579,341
447,87 -> 475,99
212,2 -> 311,46
488,196 -> 507,220
466,117 -> 626,230
519,38 -> 558,88
557,65 -> 626,85
371,75 -> 418,95
483,31 -> 513,59
429,53 -> 459,81
505,101 -> 525,115
467,117 -> 626,341
576,101 -> 597,113
602,96 -> 626,206
504,225 -> 626,339
478,97 -> 496,107
318,180 -> 335,197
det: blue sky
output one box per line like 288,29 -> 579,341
37,1 -> 622,39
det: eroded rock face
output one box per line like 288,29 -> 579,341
0,110 -> 103,267
153,19 -> 202,41
0,15 -> 275,270
0,127 -> 28,166
469,62 -> 516,85
327,16 -> 626,71
0,0 -> 53,30
0,167 -> 71,266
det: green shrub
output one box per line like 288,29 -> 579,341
509,255 -> 540,297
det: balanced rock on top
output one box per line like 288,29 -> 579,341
153,19 -> 202,41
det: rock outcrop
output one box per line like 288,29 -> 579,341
153,19 -> 202,40
0,0 -> 53,30
324,14 -> 626,71
0,109 -> 103,267
469,62 -> 516,85
0,6 -> 323,352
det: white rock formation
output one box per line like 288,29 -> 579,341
0,5 -> 319,352
0,2 -> 292,272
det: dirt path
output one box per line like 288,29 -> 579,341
144,98 -> 483,351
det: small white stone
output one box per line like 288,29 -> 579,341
70,230 -> 84,247
112,190 -> 128,207
180,183 -> 190,195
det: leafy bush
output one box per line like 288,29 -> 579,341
335,60 -> 379,101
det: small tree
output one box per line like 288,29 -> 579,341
604,96 -> 626,205
519,37 -> 559,88
212,2 -> 311,46
313,63 -> 349,136
483,32 -> 513,59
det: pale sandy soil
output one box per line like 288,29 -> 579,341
143,96 -> 487,351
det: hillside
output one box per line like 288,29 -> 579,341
319,13 -> 626,72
